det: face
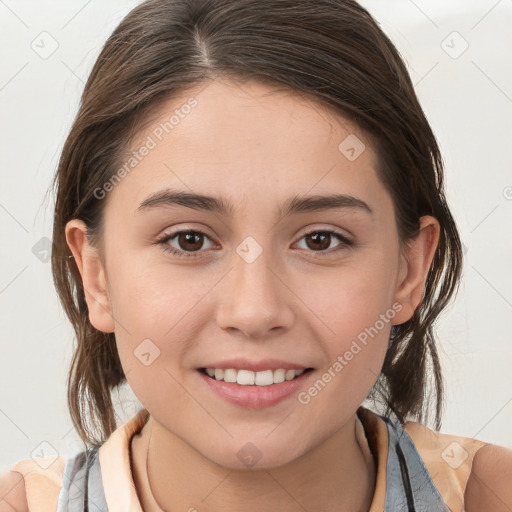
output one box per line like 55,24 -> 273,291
67,79 -> 438,469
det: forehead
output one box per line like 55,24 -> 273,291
106,79 -> 390,219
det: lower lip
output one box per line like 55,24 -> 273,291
198,369 -> 314,409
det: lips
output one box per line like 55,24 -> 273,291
195,357 -> 315,408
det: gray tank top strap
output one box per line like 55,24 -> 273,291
56,447 -> 108,512
381,415 -> 450,512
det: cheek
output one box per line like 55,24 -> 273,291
108,255 -> 206,335
297,251 -> 396,388
303,250 -> 398,336
296,270 -> 395,417
107,258 -> 215,398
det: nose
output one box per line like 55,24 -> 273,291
215,249 -> 294,339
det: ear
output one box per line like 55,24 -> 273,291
391,215 -> 440,325
65,219 -> 115,333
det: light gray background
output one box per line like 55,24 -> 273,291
1,0 -> 511,470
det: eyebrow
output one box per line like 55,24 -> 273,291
136,188 -> 374,217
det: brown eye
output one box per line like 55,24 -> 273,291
176,232 -> 204,251
304,232 -> 331,251
296,230 -> 353,254
157,230 -> 215,258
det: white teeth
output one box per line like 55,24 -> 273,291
204,367 -> 307,385
273,369 -> 286,383
255,370 -> 273,386
224,368 -> 237,383
237,369 -> 255,385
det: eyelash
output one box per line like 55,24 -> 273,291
155,229 -> 354,258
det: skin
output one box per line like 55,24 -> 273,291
64,79 -> 440,512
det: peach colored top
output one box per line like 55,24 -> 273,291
10,407 -> 489,511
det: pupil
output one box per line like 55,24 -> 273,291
181,232 -> 202,251
308,232 -> 329,251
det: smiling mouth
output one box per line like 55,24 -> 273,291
198,367 -> 314,386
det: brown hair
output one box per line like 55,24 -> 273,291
50,0 -> 463,448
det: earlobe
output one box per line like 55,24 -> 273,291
65,219 -> 115,333
391,216 -> 440,325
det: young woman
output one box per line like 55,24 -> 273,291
2,0 -> 511,511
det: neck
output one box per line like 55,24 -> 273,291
131,413 -> 376,512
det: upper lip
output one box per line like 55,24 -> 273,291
199,358 -> 312,372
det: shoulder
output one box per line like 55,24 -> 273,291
0,471 -> 29,512
3,455 -> 67,512
464,443 -> 512,512
402,419 -> 492,511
